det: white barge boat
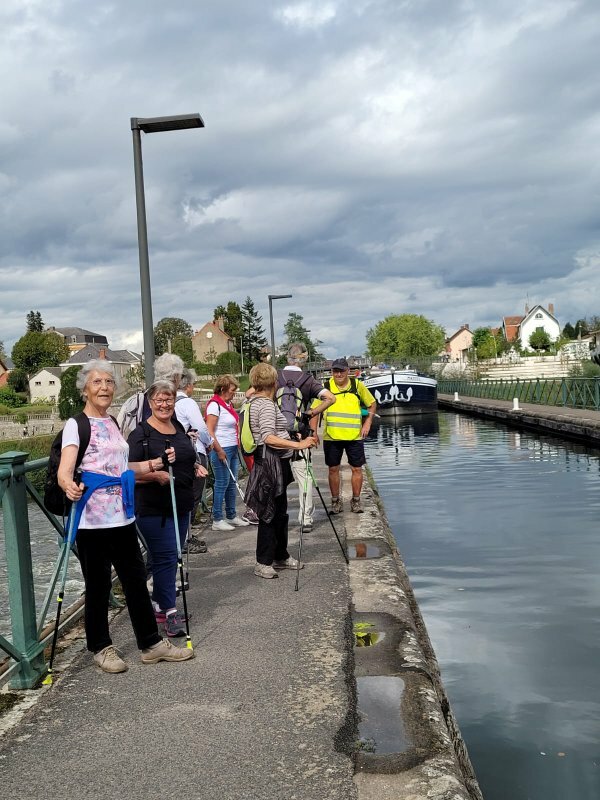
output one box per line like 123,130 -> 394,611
364,367 -> 437,416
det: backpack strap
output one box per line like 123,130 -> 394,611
140,419 -> 152,462
74,413 -> 92,471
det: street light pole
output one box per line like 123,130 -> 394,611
131,113 -> 204,385
268,294 -> 293,365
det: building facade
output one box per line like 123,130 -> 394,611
29,368 -> 62,403
192,318 -> 234,363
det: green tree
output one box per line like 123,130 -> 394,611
366,314 -> 445,361
153,317 -> 193,357
58,365 -> 84,420
562,322 -> 576,339
241,296 -> 268,365
574,319 -> 589,337
12,331 -> 70,376
213,301 -> 244,344
0,387 -> 25,408
281,313 -> 324,364
8,368 -> 29,393
215,351 -> 242,375
529,329 -> 551,351
0,339 -> 6,359
26,310 -> 44,332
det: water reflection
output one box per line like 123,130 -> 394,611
366,412 -> 600,800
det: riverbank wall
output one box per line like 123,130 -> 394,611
0,453 -> 480,800
438,393 -> 600,446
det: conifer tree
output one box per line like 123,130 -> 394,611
241,296 -> 268,364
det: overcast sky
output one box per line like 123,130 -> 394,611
1,0 -> 599,358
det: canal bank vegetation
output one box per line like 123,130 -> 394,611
0,435 -> 53,493
366,314 -> 445,362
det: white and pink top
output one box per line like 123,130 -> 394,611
62,416 -> 133,529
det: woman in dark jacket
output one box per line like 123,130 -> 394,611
244,363 -> 316,579
128,379 -> 207,636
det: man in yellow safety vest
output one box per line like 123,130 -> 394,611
322,358 -> 377,514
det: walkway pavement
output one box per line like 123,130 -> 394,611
0,455 -> 357,800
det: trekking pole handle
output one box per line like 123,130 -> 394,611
163,439 -> 174,470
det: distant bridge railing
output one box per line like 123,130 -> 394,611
438,377 -> 600,411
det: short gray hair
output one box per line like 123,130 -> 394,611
147,380 -> 177,400
287,342 -> 308,366
179,368 -> 197,390
154,353 -> 184,384
76,360 -> 117,395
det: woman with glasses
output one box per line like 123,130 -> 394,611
57,361 -> 194,674
127,380 -> 207,638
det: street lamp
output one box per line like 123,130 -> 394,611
131,113 -> 204,385
268,294 -> 293,365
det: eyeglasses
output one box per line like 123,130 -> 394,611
153,398 -> 175,407
90,378 -> 116,388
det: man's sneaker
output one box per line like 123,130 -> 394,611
350,497 -> 364,513
254,562 -> 279,579
242,509 -> 259,525
141,639 -> 195,664
165,613 -> 186,638
228,516 -> 250,527
331,497 -> 343,514
212,519 -> 235,531
185,535 -> 208,554
273,556 -> 304,570
93,645 -> 128,674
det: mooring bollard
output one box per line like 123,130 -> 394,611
454,392 -> 459,401
513,397 -> 520,410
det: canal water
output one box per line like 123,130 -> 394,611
365,412 -> 600,800
0,504 -> 85,640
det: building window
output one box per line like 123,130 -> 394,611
35,381 -> 41,386
535,312 -> 543,319
49,380 -> 55,385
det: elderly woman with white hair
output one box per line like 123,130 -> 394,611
57,359 -> 194,673
117,353 -> 185,439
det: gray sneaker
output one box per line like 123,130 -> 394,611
165,613 -> 186,638
141,639 -> 195,664
93,645 -> 128,674
331,497 -> 343,514
273,556 -> 304,570
254,562 -> 279,579
185,534 -> 208,554
350,497 -> 364,513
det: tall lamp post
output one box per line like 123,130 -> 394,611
131,113 -> 204,385
268,294 -> 292,365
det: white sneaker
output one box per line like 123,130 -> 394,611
227,516 -> 250,527
254,563 -> 279,579
212,520 -> 235,531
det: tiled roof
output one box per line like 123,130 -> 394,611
63,344 -> 132,364
50,327 -> 108,342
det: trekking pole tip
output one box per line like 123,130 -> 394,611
42,672 -> 53,686
186,639 -> 193,650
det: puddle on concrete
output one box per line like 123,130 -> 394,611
348,542 -> 383,559
356,676 -> 409,754
354,621 -> 386,647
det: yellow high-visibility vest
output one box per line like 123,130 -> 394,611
323,379 -> 364,441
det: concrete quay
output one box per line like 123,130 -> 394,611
0,453 -> 479,800
438,393 -> 600,446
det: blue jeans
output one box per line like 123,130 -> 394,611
210,446 -> 239,521
137,514 -> 189,611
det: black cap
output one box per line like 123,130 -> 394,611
331,357 -> 349,370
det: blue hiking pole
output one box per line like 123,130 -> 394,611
165,440 -> 193,650
42,496 -> 81,686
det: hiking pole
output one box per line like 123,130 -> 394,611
225,462 -> 247,503
43,489 -> 81,685
303,453 -> 349,564
294,454 -> 311,592
165,440 -> 193,650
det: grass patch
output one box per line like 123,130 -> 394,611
0,434 -> 53,493
0,691 -> 21,715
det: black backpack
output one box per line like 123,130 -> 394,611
44,413 -> 91,516
275,370 -> 311,434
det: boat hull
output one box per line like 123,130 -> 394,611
364,371 -> 438,416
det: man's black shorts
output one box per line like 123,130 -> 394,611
323,439 -> 366,468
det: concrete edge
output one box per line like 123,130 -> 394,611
340,464 -> 483,800
438,395 -> 600,447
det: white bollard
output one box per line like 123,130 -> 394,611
454,392 -> 459,401
513,397 -> 520,410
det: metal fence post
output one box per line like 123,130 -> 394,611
0,451 -> 46,688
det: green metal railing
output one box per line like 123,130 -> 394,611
438,377 -> 600,411
0,451 -> 78,689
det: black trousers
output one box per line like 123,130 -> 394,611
191,453 -> 208,523
256,491 -> 290,566
76,523 -> 161,653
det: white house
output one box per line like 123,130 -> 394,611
60,345 -> 142,385
29,367 -> 62,403
518,304 -> 560,351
